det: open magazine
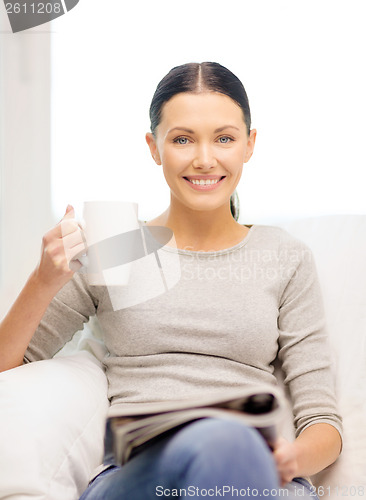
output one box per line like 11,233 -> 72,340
104,385 -> 287,466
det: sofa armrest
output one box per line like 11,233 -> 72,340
0,352 -> 109,500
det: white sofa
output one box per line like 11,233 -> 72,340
0,215 -> 365,499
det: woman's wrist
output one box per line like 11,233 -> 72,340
29,265 -> 70,301
292,424 -> 342,477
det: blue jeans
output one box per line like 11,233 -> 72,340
79,418 -> 318,499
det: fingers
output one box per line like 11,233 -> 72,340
61,220 -> 87,267
36,205 -> 87,291
62,224 -> 84,249
56,204 -> 74,225
47,206 -> 79,241
41,205 -> 86,272
62,204 -> 75,220
277,462 -> 298,487
67,242 -> 87,265
59,206 -> 85,250
273,437 -> 298,486
69,258 -> 83,272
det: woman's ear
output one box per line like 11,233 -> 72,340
244,129 -> 257,163
145,133 -> 162,165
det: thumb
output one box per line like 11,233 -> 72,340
63,204 -> 75,219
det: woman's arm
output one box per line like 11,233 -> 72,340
0,272 -> 60,372
275,231 -> 343,485
0,206 -> 84,372
274,423 -> 342,486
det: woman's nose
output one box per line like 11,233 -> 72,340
192,143 -> 217,169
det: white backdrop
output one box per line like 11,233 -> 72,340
50,0 -> 366,224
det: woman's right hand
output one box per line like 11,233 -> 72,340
33,205 -> 86,293
0,204 -> 87,372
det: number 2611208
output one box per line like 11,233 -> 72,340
5,3 -> 62,14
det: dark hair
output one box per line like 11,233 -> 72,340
149,62 -> 252,222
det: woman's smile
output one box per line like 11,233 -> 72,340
182,175 -> 226,190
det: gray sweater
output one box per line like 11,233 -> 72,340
24,224 -> 342,439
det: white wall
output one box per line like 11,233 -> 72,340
1,0 -> 366,314
50,0 -> 366,224
0,9 -> 52,316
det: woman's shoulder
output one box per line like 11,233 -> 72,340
250,224 -> 310,250
249,224 -> 314,268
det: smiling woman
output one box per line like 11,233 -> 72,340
144,62 -> 257,251
0,61 -> 342,500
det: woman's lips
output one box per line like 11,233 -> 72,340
183,176 -> 226,191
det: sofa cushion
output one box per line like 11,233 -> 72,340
0,352 -> 109,500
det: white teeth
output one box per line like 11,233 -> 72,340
188,178 -> 220,185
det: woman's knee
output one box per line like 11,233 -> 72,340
161,417 -> 274,470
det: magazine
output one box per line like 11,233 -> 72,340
104,385 -> 287,466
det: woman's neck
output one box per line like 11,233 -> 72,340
145,207 -> 249,252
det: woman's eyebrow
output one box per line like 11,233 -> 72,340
168,125 -> 240,134
214,125 -> 240,133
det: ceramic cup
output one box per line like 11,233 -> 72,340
79,200 -> 139,286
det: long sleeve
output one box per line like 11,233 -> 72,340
24,273 -> 103,363
276,232 -> 342,440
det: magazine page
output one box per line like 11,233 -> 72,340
105,385 -> 288,466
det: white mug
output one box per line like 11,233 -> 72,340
79,200 -> 139,286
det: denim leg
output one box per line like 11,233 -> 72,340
80,417 -> 281,499
283,477 -> 320,500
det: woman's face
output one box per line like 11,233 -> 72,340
146,92 -> 256,215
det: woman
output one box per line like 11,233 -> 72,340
0,62 -> 342,499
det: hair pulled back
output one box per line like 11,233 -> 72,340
149,62 -> 252,221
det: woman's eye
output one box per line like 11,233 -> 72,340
218,136 -> 233,144
173,137 -> 189,145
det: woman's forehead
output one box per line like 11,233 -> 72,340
159,92 -> 246,129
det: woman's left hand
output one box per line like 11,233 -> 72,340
272,437 -> 299,486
